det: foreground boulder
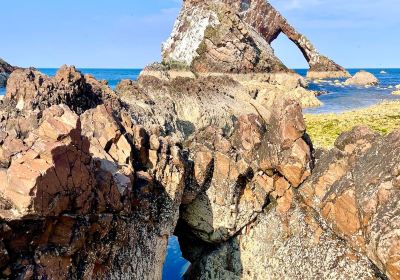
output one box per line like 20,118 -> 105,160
300,126 -> 400,280
180,195 -> 383,280
0,58 -> 16,87
0,67 -> 187,279
345,71 -> 379,86
174,113 -> 390,279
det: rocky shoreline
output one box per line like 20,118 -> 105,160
0,0 -> 399,280
0,59 -> 16,88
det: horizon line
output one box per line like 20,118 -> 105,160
32,67 -> 400,70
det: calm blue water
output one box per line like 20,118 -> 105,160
1,67 -> 400,279
39,68 -> 142,89
2,68 -> 400,115
164,236 -> 191,280
298,68 -> 400,114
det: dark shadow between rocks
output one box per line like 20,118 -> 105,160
0,117 -> 185,279
174,163 -> 245,279
175,193 -> 244,279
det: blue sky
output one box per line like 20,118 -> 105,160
1,0 -> 399,69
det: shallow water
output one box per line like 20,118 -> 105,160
298,69 -> 400,114
163,236 -> 191,280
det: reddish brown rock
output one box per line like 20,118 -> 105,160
178,97 -> 312,243
300,126 -> 400,280
4,65 -> 118,114
0,66 -> 187,279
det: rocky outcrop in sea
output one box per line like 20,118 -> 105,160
162,0 -> 350,79
0,59 -> 16,87
0,0 -> 399,280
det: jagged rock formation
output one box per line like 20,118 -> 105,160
0,66 -> 187,279
162,0 -> 350,79
0,59 -> 16,87
179,99 -> 311,244
0,63 -> 317,279
0,2 -> 398,280
0,66 -> 399,280
300,126 -> 400,279
5,65 -> 117,114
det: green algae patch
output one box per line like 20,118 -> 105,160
305,101 -> 400,148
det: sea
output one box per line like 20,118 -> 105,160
2,68 -> 400,115
1,68 -> 400,279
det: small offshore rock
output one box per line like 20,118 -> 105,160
344,70 -> 379,86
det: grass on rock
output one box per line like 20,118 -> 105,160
305,101 -> 400,148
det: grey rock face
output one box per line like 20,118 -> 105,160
181,195 -> 383,280
0,73 -> 8,87
0,58 -> 15,87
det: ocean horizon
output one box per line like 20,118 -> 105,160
2,68 -> 400,114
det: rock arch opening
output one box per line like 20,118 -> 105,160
271,32 -> 309,71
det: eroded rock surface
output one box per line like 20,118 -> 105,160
0,2 -> 398,280
179,99 -> 312,243
300,126 -> 400,280
181,194 -> 384,280
163,0 -> 349,78
0,67 -> 187,279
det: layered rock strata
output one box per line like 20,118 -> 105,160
162,0 -> 349,79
